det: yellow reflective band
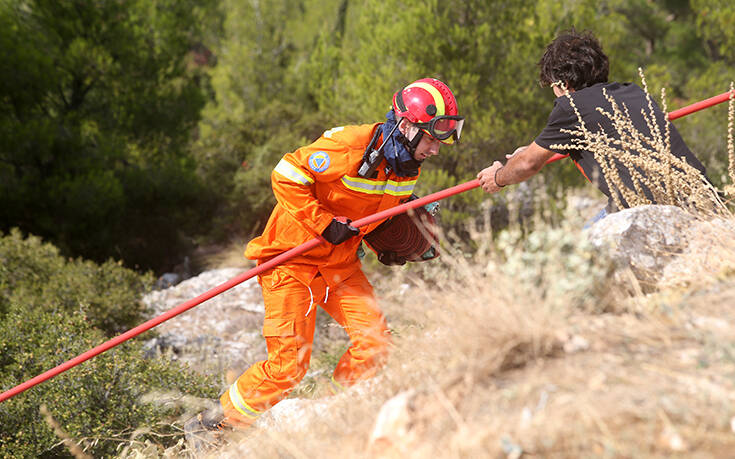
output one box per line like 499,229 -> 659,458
406,81 -> 446,116
329,375 -> 346,394
341,175 -> 416,196
229,384 -> 261,419
274,159 -> 314,185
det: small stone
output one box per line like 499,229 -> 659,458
659,426 -> 687,452
500,436 -> 523,459
563,335 -> 589,353
369,391 -> 414,449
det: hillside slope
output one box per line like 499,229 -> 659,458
132,210 -> 735,458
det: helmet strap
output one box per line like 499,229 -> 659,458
395,128 -> 423,174
398,127 -> 423,157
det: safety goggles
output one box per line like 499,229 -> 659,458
414,115 -> 465,144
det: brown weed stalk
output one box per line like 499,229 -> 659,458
40,404 -> 93,459
726,82 -> 735,196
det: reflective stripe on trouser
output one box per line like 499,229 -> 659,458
220,383 -> 260,429
220,267 -> 390,426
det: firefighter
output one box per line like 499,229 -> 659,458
185,78 -> 463,447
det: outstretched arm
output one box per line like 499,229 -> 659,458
477,142 -> 557,193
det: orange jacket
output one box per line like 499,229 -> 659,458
245,123 -> 419,287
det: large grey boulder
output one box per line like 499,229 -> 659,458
660,215 -> 735,287
586,205 -> 696,288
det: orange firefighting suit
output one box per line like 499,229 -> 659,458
220,123 -> 420,426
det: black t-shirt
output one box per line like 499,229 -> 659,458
534,82 -> 707,209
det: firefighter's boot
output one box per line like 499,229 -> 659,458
184,404 -> 229,452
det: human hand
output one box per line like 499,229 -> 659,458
321,217 -> 360,245
477,161 -> 505,193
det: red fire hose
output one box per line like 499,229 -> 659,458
545,89 -> 735,165
0,180 -> 481,403
3,90 -> 731,403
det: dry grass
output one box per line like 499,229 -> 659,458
120,78 -> 735,458
155,208 -> 735,459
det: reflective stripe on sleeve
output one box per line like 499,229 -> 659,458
340,175 -> 416,196
229,383 -> 262,419
274,159 -> 314,185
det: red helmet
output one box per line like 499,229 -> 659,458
392,78 -> 464,144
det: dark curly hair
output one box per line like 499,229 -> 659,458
538,29 -> 609,90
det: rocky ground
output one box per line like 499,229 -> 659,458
142,268 -> 351,388
142,269 -> 266,380
129,205 -> 735,458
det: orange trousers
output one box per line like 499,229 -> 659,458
220,267 -> 391,426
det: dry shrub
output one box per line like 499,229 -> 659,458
725,82 -> 735,197
549,72 -> 728,216
204,226 -> 570,458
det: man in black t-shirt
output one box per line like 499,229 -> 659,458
477,30 -> 707,219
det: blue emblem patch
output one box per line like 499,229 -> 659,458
308,151 -> 331,173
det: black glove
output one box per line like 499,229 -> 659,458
321,217 -> 360,245
377,251 -> 407,266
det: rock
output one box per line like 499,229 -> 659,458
562,334 -> 590,354
155,272 -> 182,290
659,216 -> 735,287
142,268 -> 267,373
142,333 -> 191,359
587,205 -> 696,289
369,391 -> 415,453
255,398 -> 332,432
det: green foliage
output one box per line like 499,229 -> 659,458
495,220 -> 613,311
692,0 -> 735,63
0,310 -> 218,458
3,0 -> 734,262
0,228 -> 153,335
330,0 -> 550,163
0,230 -> 219,458
0,0 -> 219,272
193,0 -> 346,239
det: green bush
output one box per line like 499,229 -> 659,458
0,230 -> 219,458
494,216 -> 614,312
0,228 -> 153,336
0,309 -> 219,458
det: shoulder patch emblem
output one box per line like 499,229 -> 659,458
308,151 -> 331,173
